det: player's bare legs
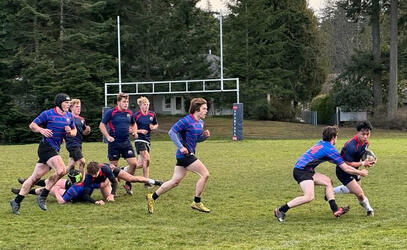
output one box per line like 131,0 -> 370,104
186,160 -> 210,198
155,166 -> 187,196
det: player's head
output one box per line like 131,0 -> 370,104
87,161 -> 100,177
322,125 -> 339,143
356,120 -> 372,143
117,93 -> 129,110
137,96 -> 150,113
70,99 -> 81,115
54,93 -> 71,112
189,98 -> 207,118
67,169 -> 82,184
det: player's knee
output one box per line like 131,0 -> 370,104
355,192 -> 364,200
202,172 -> 210,181
171,179 -> 182,187
56,168 -> 66,177
113,167 -> 121,177
304,194 -> 314,202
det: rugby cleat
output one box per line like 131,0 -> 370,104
11,188 -> 20,195
144,183 -> 152,189
146,193 -> 154,214
123,183 -> 133,195
154,180 -> 164,186
333,206 -> 350,218
274,208 -> 285,222
10,200 -> 20,215
37,195 -> 47,211
367,210 -> 374,217
18,178 -> 26,184
191,202 -> 211,213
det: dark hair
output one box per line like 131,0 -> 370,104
86,162 -> 100,175
356,121 -> 373,131
322,126 -> 339,141
117,93 -> 129,102
189,98 -> 207,114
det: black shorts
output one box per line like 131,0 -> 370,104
293,168 -> 315,184
67,146 -> 83,161
176,154 -> 198,168
108,140 -> 135,161
37,140 -> 59,164
135,141 -> 150,155
336,166 -> 361,186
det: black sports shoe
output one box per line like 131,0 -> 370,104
274,208 -> 285,222
37,195 -> 47,211
154,180 -> 164,186
10,200 -> 20,215
123,183 -> 133,195
367,210 -> 374,217
333,206 -> 350,217
11,188 -> 20,195
144,183 -> 153,189
18,178 -> 26,184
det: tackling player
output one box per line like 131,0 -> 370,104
274,126 -> 368,222
146,98 -> 211,214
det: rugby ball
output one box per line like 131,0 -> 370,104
362,149 -> 376,162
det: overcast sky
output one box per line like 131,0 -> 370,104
197,0 -> 327,14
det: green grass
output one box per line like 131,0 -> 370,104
1,119 -> 406,249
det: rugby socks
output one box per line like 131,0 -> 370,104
334,185 -> 350,194
328,199 -> 339,212
40,188 -> 50,198
359,197 -> 373,211
15,194 -> 25,204
36,179 -> 46,187
152,192 -> 159,200
125,181 -> 132,189
194,196 -> 201,203
279,204 -> 290,213
29,189 -> 37,195
148,179 -> 155,185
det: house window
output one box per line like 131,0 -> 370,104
175,97 -> 182,110
163,96 -> 171,111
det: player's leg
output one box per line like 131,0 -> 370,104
76,157 -> 86,181
186,159 -> 210,212
346,179 -> 374,216
115,168 -> 162,186
100,179 -> 112,199
66,157 -> 76,172
49,179 -> 67,204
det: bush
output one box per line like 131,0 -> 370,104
311,94 -> 335,125
250,99 -> 297,121
370,106 -> 407,130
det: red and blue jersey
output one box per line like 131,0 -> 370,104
170,114 -> 206,159
340,135 -> 369,163
33,108 -> 76,152
294,140 -> 344,171
66,115 -> 87,148
102,107 -> 135,142
82,163 -> 117,203
134,111 -> 157,143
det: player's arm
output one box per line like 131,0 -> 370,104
83,120 -> 91,135
99,122 -> 114,142
345,160 -> 374,168
168,129 -> 188,154
102,166 -> 118,197
65,125 -> 77,137
198,130 -> 210,142
339,162 -> 368,177
29,122 -> 53,137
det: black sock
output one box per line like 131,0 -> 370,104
40,188 -> 50,198
36,179 -> 46,187
280,204 -> 290,213
152,192 -> 159,200
194,196 -> 201,203
329,199 -> 338,212
125,181 -> 132,188
15,194 -> 25,204
29,189 -> 37,195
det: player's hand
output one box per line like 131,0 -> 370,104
40,128 -> 53,137
203,130 -> 210,138
362,159 -> 375,167
149,124 -> 157,130
359,169 -> 368,177
180,147 -> 188,155
95,200 -> 105,205
139,129 -> 148,135
107,194 -> 115,202
84,125 -> 91,135
107,136 -> 115,142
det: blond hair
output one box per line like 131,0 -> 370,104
137,96 -> 150,106
70,99 -> 81,108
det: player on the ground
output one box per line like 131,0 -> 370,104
274,126 -> 369,222
66,99 -> 91,181
333,121 -> 376,216
99,93 -> 138,195
146,98 -> 211,214
133,96 -> 158,188
10,93 -> 77,214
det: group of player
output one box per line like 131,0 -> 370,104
9,91 -> 378,222
10,93 -> 211,215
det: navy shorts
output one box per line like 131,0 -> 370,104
293,168 -> 315,184
135,141 -> 150,155
108,140 -> 136,161
176,154 -> 198,168
67,145 -> 83,161
336,166 -> 361,186
37,140 -> 59,164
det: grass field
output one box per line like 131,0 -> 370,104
1,118 -> 406,249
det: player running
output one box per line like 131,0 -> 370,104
99,93 -> 138,195
333,121 -> 376,216
274,126 -> 368,222
146,98 -> 211,214
133,96 -> 158,188
66,99 -> 91,181
10,93 -> 77,214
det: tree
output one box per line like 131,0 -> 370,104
386,0 -> 398,119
